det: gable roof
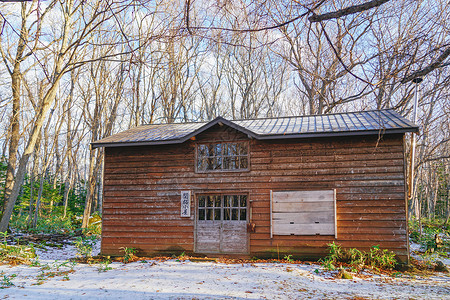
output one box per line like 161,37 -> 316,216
92,109 -> 419,148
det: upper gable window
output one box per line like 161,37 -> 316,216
197,142 -> 248,172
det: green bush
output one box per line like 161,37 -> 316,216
409,218 -> 450,251
321,242 -> 397,271
85,213 -> 102,235
10,214 -> 78,235
74,235 -> 98,259
120,247 -> 137,263
366,245 -> 397,269
0,232 -> 36,264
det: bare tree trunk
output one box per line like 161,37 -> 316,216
82,149 -> 98,228
62,170 -> 73,219
27,172 -> 35,227
446,178 -> 450,225
1,4 -> 28,212
32,174 -> 45,228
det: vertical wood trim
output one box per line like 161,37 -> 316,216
334,188 -> 337,239
100,148 -> 106,255
193,192 -> 197,253
270,190 -> 273,239
403,134 -> 410,262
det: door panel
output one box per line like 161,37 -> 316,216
196,194 -> 248,254
196,221 -> 221,253
220,221 -> 248,253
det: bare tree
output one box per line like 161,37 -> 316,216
80,57 -> 126,228
0,0 -> 146,232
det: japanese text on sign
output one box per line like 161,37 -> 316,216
181,191 -> 191,217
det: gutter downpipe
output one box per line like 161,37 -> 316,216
409,77 -> 422,234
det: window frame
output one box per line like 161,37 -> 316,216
196,193 -> 249,222
195,141 -> 250,173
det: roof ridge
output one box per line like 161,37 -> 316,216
140,109 -> 397,126
231,108 -> 396,122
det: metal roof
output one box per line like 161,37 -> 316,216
92,109 -> 419,148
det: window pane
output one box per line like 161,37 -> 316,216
214,196 -> 221,207
213,157 -> 222,170
232,209 -> 238,220
214,144 -> 222,156
239,157 -> 248,169
224,196 -> 231,207
240,209 -> 247,221
206,209 -> 213,220
240,196 -> 247,207
207,144 -> 215,156
214,209 -> 221,220
207,196 -> 213,207
223,157 -> 230,169
239,143 -> 248,155
207,157 -> 214,170
223,209 -> 230,220
231,157 -> 238,169
223,144 -> 230,156
198,197 -> 205,207
229,143 -> 238,156
198,158 -> 207,171
232,195 -> 239,207
198,209 -> 205,220
198,144 -> 207,156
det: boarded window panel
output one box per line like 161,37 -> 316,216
272,190 -> 336,236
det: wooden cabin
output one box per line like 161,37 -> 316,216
92,109 -> 418,262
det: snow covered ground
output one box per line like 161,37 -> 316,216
0,241 -> 449,299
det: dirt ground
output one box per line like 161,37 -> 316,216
0,241 -> 449,299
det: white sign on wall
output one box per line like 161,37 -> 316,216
181,191 -> 191,217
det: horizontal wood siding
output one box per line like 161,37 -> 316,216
101,124 -> 408,262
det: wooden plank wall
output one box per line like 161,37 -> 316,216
101,124 -> 408,262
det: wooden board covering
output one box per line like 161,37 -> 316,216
100,124 -> 409,262
272,190 -> 335,236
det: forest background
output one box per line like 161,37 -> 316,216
0,0 -> 448,238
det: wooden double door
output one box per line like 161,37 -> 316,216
195,194 -> 248,254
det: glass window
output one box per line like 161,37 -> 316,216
240,196 -> 247,208
198,196 -> 206,207
197,142 -> 248,172
214,196 -> 221,207
198,209 -> 205,220
240,209 -> 247,221
206,209 -> 213,220
232,209 -> 238,220
232,196 -> 239,207
198,195 -> 248,222
224,196 -> 231,207
223,209 -> 230,220
207,196 -> 213,207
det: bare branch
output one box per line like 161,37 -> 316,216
318,21 -> 374,86
185,0 -> 193,35
308,0 -> 391,23
401,46 -> 450,83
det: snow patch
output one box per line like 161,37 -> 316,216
0,241 -> 448,299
